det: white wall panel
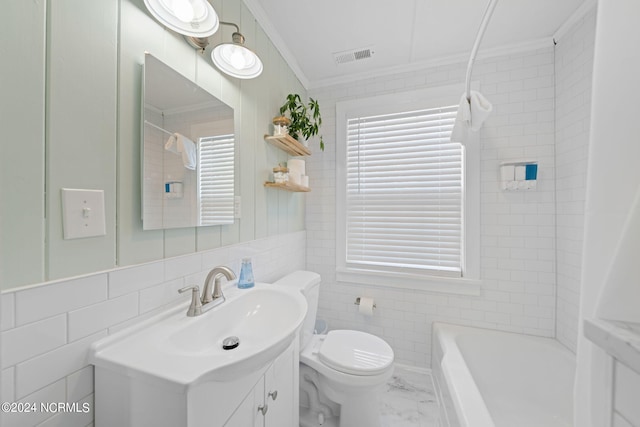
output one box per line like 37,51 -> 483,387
1,0 -> 307,291
0,0 -> 46,288
46,0 -> 118,280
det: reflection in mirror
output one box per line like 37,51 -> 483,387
142,53 -> 235,230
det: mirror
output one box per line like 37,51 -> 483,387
142,53 -> 235,230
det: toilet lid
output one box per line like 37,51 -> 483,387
318,330 -> 394,376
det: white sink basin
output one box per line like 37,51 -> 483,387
90,282 -> 307,390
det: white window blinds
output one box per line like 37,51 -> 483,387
345,105 -> 463,276
198,134 -> 235,225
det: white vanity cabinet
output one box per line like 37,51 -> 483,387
224,376 -> 265,427
93,338 -> 299,427
225,343 -> 297,426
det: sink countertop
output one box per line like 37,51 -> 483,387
89,282 -> 307,391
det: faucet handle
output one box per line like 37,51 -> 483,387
178,286 -> 202,317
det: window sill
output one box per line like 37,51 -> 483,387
336,267 -> 482,296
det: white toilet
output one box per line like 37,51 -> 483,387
273,271 -> 394,427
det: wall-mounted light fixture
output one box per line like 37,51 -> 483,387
187,22 -> 263,80
211,22 -> 263,79
143,0 -> 219,37
143,0 -> 263,79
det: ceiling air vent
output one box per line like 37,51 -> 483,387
333,47 -> 375,65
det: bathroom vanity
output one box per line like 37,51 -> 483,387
223,341 -> 297,427
93,341 -> 297,426
89,283 -> 306,426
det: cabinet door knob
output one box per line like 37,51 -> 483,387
257,404 -> 268,415
268,390 -> 278,401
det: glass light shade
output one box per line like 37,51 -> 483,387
211,43 -> 263,79
144,0 -> 219,38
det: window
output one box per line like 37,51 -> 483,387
346,106 -> 462,275
198,133 -> 235,225
336,86 -> 480,294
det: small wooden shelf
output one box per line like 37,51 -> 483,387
264,134 -> 311,157
264,182 -> 311,192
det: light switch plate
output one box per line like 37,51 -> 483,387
61,188 -> 106,239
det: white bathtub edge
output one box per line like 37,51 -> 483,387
442,353 -> 494,427
435,323 -> 495,427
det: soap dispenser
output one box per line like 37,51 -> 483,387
237,258 -> 255,289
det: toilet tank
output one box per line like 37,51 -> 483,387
272,270 -> 321,350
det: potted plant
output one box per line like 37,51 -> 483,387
275,94 -> 324,151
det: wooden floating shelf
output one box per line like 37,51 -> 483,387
264,134 -> 311,157
264,182 -> 311,192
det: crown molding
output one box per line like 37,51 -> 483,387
242,0 -> 310,89
553,0 -> 597,42
309,37 -> 552,90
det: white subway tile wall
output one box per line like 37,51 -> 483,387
307,20 -> 593,366
15,275 -> 108,327
1,293 -> 15,332
107,260 -> 165,298
1,315 -> 67,369
0,231 -> 306,427
554,7 -> 596,353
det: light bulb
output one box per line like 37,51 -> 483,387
145,0 -> 218,37
170,0 -> 194,22
212,42 -> 263,79
229,47 -> 247,70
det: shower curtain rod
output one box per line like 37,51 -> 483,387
144,120 -> 173,136
465,0 -> 499,102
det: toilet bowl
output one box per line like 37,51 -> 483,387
301,331 -> 394,427
273,271 -> 395,427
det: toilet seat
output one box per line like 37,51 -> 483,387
318,330 -> 394,376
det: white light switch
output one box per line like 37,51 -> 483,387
61,189 -> 106,240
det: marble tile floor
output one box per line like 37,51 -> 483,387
380,364 -> 441,427
300,364 -> 441,427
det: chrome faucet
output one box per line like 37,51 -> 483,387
177,266 -> 236,317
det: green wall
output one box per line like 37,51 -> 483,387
0,0 -> 306,290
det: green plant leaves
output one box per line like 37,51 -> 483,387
279,93 -> 324,151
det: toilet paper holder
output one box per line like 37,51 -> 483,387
354,297 -> 376,309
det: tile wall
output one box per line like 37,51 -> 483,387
0,231 -> 305,427
307,45 -> 559,367
554,6 -> 596,353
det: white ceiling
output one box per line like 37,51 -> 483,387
244,0 -> 589,89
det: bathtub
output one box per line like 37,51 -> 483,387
432,323 -> 575,427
